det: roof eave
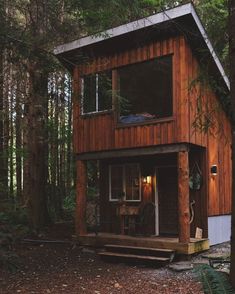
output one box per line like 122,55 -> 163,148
54,3 -> 230,91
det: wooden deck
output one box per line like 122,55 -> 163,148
77,233 -> 209,255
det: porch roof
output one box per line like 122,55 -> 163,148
76,143 -> 189,160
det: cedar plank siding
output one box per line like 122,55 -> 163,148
74,35 -> 232,217
181,39 -> 232,216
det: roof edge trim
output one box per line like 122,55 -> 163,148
54,3 -> 230,90
53,3 -> 192,55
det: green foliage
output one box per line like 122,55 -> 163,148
0,207 -> 30,238
0,224 -> 19,272
196,0 -> 229,68
0,205 -> 29,271
195,264 -> 235,294
189,65 -> 230,134
63,189 -> 76,212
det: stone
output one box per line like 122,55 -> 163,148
169,262 -> 193,272
201,253 -> 230,260
82,247 -> 95,254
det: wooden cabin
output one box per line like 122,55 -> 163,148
54,3 -> 231,254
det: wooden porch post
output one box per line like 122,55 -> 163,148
178,151 -> 190,243
75,160 -> 87,236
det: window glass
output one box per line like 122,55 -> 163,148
83,74 -> 96,113
118,55 -> 173,123
110,165 -> 123,200
125,164 -> 140,201
109,164 -> 140,201
82,71 -> 112,114
98,71 -> 112,111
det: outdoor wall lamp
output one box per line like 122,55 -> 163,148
143,175 -> 152,184
211,165 -> 218,176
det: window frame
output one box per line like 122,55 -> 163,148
109,163 -> 141,202
81,71 -> 113,115
116,54 -> 173,124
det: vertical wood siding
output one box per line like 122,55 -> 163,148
181,39 -> 232,216
74,35 -> 232,216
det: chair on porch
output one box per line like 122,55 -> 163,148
129,201 -> 156,236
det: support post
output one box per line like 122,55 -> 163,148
178,151 -> 190,243
75,160 -> 87,235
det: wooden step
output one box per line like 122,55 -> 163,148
99,251 -> 171,265
104,244 -> 175,260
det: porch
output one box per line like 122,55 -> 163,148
76,143 -> 209,255
77,233 -> 209,255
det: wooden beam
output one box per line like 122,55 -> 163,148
178,151 -> 190,243
75,160 -> 87,235
77,143 -> 189,160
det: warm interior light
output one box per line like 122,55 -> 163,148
211,165 -> 218,176
143,176 -> 151,184
146,176 -> 151,184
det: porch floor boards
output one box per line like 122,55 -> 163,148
77,233 -> 209,255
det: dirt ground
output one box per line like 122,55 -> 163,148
0,223 -> 204,294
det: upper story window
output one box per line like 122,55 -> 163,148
118,55 -> 173,124
81,70 -> 112,114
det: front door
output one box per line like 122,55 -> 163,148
157,166 -> 178,236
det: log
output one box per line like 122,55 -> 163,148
178,151 -> 190,243
76,160 -> 87,235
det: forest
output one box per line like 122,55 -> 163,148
0,0 -> 235,292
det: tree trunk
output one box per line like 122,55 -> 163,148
66,78 -> 72,193
23,77 -> 30,207
0,46 -> 7,198
26,63 -> 50,229
0,0 -> 7,200
16,79 -> 22,203
23,0 -> 51,230
229,0 -> 235,287
9,71 -> 14,198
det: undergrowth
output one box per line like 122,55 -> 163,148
195,264 -> 235,294
0,204 -> 30,272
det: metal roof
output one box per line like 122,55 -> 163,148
54,3 -> 229,90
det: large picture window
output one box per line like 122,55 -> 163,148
81,70 -> 112,114
109,164 -> 141,201
118,55 -> 173,124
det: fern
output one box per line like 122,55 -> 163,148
195,264 -> 235,294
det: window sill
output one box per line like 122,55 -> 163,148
109,199 -> 141,202
81,109 -> 113,118
116,116 -> 175,128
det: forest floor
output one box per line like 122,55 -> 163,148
0,223 -> 205,294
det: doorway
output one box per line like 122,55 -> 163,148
156,166 -> 178,236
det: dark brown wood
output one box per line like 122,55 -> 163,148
98,251 -> 170,262
75,160 -> 87,235
77,233 -> 210,255
71,33 -> 232,245
189,147 -> 208,238
229,0 -> 235,286
77,143 -> 189,160
178,151 -> 190,243
158,166 -> 178,235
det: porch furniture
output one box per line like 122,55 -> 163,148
116,204 -> 139,235
133,201 -> 156,236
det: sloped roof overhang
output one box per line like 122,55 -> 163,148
54,3 -> 229,91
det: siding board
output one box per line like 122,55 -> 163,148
74,35 -> 232,217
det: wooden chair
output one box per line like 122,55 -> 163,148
131,201 -> 156,236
